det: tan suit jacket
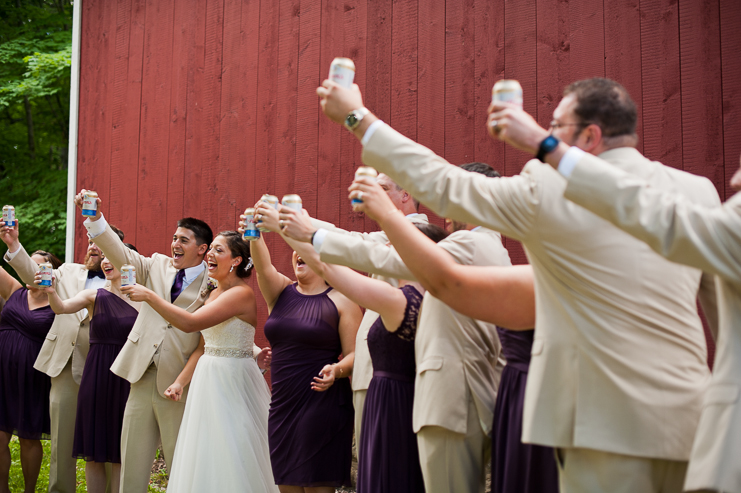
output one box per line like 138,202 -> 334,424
94,225 -> 206,396
362,124 -> 719,461
564,153 -> 741,492
321,227 -> 510,435
311,214 -> 428,392
5,245 -> 99,384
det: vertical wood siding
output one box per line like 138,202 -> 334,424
76,0 -> 737,356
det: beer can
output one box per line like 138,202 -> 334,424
282,194 -> 302,212
2,205 -> 16,227
82,191 -> 99,217
329,57 -> 355,90
492,79 -> 523,108
351,167 -> 378,205
258,195 -> 279,232
39,263 -> 53,287
121,264 -> 136,287
243,208 -> 260,241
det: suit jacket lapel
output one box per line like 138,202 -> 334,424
173,269 -> 207,310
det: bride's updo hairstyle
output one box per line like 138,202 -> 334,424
218,231 -> 253,278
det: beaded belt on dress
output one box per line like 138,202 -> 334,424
204,347 -> 253,359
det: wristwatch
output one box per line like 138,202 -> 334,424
536,135 -> 560,163
344,107 -> 370,131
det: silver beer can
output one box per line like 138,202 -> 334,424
329,57 -> 355,89
282,194 -> 302,212
492,79 -> 523,108
2,205 -> 16,226
121,264 -> 136,287
243,208 -> 260,241
258,195 -> 279,232
351,167 -> 378,205
39,263 -> 53,287
82,191 -> 99,217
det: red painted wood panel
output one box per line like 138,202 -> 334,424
76,0 -> 737,359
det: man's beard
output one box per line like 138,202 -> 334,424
84,251 -> 102,271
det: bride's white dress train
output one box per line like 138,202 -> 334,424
166,317 -> 278,492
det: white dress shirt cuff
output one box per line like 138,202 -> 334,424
312,228 -> 329,253
4,246 -> 20,261
557,146 -> 586,179
84,214 -> 108,239
361,120 -> 386,146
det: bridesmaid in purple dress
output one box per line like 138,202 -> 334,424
0,251 -> 60,493
247,208 -> 362,493
41,247 -> 140,493
260,202 -> 449,493
492,328 -> 559,493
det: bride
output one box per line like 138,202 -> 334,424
122,231 -> 278,493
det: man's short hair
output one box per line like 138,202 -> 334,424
177,218 -> 213,247
460,162 -> 501,178
563,78 -> 637,138
109,225 -> 125,241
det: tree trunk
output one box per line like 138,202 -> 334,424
24,96 -> 36,161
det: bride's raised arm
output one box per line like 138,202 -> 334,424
349,178 -> 536,330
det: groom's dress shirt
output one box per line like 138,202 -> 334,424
359,123 -> 719,462
85,215 -> 207,396
559,151 -> 741,492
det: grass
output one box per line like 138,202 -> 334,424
7,437 -> 168,493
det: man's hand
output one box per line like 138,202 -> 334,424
316,80 -> 365,125
347,178 -> 398,225
487,102 -> 550,155
0,221 -> 20,252
277,206 -> 316,243
74,189 -> 102,221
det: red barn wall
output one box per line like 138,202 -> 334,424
75,0 -> 740,354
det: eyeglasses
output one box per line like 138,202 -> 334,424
550,120 -> 588,130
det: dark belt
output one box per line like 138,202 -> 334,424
373,370 -> 415,383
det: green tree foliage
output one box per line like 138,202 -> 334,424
0,0 -> 71,262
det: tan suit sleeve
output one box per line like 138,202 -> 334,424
310,218 -> 387,243
361,124 -> 540,240
698,272 -> 719,341
319,230 -> 478,280
94,225 -> 156,285
565,153 -> 741,282
4,244 -> 39,286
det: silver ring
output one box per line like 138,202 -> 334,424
255,213 -> 262,221
358,191 -> 364,201
279,220 -> 285,228
490,119 -> 498,128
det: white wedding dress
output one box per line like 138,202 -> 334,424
166,317 -> 278,493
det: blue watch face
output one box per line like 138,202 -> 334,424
543,135 -> 559,151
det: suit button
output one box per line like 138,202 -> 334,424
153,344 -> 158,348
71,342 -> 75,346
167,324 -> 172,329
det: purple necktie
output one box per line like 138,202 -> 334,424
171,270 -> 186,302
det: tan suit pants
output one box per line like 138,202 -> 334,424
48,360 -> 79,493
353,389 -> 367,461
119,364 -> 187,493
557,447 -> 688,493
416,397 -> 489,493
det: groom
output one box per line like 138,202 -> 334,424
74,191 -> 212,493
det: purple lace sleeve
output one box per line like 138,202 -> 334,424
395,285 -> 423,342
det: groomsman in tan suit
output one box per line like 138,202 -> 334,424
305,174 -> 427,456
73,191 -> 212,493
317,78 -> 720,492
490,104 -> 741,492
1,222 -> 123,493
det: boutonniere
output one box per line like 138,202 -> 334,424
201,277 -> 218,298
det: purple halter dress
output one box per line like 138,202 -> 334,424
491,328 -> 559,493
0,288 -> 54,439
263,284 -> 353,488
73,289 -> 138,463
357,285 -> 425,493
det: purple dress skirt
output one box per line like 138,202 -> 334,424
0,288 -> 54,439
357,285 -> 425,493
491,328 -> 559,493
263,284 -> 353,488
72,289 -> 138,463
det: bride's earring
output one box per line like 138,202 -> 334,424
230,264 -> 234,273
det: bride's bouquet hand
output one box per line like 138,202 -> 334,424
164,382 -> 183,401
311,364 -> 337,392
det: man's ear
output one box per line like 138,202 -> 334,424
198,243 -> 209,257
580,124 -> 603,153
401,190 -> 411,204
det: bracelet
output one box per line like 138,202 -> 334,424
261,368 -> 268,375
310,230 -> 318,245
